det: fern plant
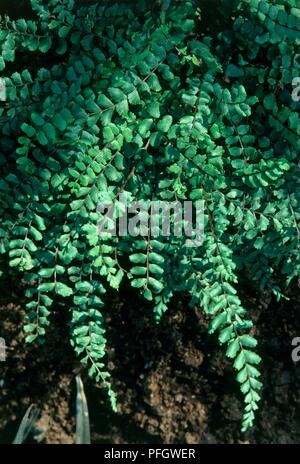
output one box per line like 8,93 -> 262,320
0,0 -> 299,433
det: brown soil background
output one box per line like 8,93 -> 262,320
0,275 -> 299,444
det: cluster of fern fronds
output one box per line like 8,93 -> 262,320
0,0 -> 299,432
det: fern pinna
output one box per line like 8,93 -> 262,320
0,0 -> 299,432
